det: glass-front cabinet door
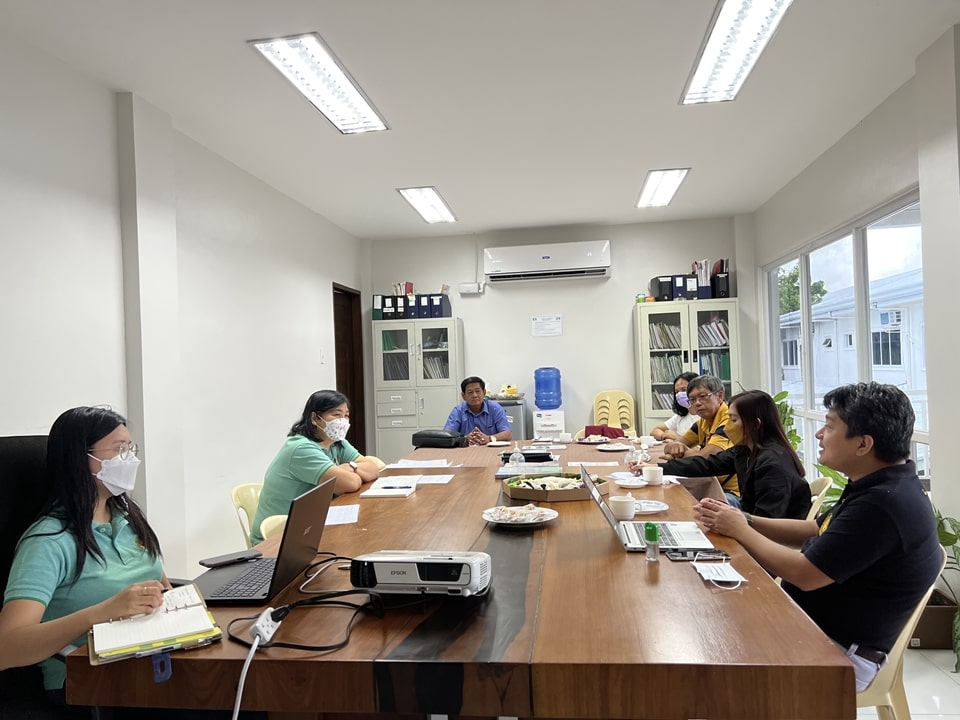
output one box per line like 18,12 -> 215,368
637,306 -> 691,420
693,302 -> 739,399
416,320 -> 459,387
374,322 -> 414,387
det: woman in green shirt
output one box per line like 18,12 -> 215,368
250,390 -> 380,545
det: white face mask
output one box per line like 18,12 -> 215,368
320,416 -> 350,442
89,453 -> 141,496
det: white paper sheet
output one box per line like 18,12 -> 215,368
326,505 -> 360,525
385,459 -> 451,468
416,474 -> 455,484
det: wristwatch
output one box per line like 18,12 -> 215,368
348,461 -> 359,472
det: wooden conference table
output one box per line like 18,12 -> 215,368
67,441 -> 855,719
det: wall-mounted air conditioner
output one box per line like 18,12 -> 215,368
483,240 -> 611,283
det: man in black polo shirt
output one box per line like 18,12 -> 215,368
694,382 -> 940,692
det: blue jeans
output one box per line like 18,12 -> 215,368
725,492 -> 742,509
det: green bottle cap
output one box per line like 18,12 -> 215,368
644,522 -> 659,543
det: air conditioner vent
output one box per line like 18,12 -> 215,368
483,241 -> 611,283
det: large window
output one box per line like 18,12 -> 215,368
765,196 -> 928,478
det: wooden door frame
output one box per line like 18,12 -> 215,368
332,283 -> 366,454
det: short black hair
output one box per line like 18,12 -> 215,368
461,376 -> 486,393
822,382 -> 914,463
289,390 -> 350,439
672,371 -> 699,416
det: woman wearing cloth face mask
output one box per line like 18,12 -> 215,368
0,407 -> 169,708
250,390 -> 379,545
656,390 -> 811,520
650,372 -> 700,442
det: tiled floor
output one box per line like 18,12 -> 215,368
858,649 -> 960,718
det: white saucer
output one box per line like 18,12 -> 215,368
635,500 -> 669,514
487,440 -> 510,447
614,478 -> 648,488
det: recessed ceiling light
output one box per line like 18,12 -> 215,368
251,33 -> 387,134
398,187 -> 457,224
636,169 -> 690,208
682,0 -> 794,104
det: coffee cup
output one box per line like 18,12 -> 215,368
638,435 -> 656,446
642,466 -> 664,486
610,494 -> 636,521
558,432 -> 572,443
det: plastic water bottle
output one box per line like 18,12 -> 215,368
534,367 -> 562,410
508,443 -> 525,471
644,522 -> 660,562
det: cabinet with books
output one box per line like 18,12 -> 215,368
634,299 -> 740,434
373,318 -> 465,462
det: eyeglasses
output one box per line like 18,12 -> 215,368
89,443 -> 139,461
687,392 -> 716,406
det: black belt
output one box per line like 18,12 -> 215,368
851,645 -> 887,664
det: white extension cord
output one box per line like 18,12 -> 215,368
232,608 -> 283,720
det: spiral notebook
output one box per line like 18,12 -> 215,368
88,583 -> 221,665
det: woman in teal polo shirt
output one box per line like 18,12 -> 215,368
0,407 -> 168,703
250,390 -> 380,545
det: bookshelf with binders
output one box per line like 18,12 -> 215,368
634,299 -> 741,433
373,318 -> 465,463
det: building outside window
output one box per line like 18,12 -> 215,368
765,197 -> 928,480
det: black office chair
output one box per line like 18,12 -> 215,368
0,434 -> 74,719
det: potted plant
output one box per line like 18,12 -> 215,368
773,390 -> 802,451
934,510 -> 960,671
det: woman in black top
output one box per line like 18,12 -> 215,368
658,390 -> 811,519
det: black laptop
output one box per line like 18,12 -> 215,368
194,478 -> 335,605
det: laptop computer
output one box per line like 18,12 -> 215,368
194,478 -> 336,605
579,465 -> 715,552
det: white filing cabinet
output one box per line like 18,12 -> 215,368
532,410 -> 565,439
372,318 -> 465,462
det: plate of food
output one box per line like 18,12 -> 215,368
597,443 -> 632,452
577,435 -> 610,444
635,500 -> 669,514
482,504 -> 559,526
614,477 -> 648,488
487,440 -> 510,447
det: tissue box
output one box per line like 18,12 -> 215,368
501,475 -> 608,502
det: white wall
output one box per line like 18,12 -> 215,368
0,43 -> 127,433
369,219 -> 741,436
176,134 -> 370,566
0,41 -> 372,576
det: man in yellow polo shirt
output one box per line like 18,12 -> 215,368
661,375 -> 741,506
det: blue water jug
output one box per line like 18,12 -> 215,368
534,367 -> 562,410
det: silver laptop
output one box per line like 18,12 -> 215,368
194,478 -> 335,605
579,465 -> 714,552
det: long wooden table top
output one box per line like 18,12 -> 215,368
66,444 -> 855,719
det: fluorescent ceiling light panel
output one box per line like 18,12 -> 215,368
251,33 -> 387,134
636,169 -> 690,208
398,187 -> 457,224
683,0 -> 794,104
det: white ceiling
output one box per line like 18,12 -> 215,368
2,0 -> 960,241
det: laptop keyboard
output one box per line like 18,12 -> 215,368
658,523 -> 680,546
208,558 -> 276,598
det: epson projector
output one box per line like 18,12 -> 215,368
349,550 -> 491,596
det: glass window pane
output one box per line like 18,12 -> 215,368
774,259 -> 805,411
866,202 -> 926,430
809,235 -> 856,407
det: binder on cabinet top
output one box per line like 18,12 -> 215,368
417,295 -> 431,318
395,295 -> 407,317
372,294 -> 384,321
405,295 -> 418,318
382,295 -> 396,320
429,294 -> 452,318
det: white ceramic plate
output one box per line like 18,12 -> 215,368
482,506 -> 559,526
614,478 -> 648,488
635,500 -> 669,514
577,438 -> 609,445
487,440 -> 510,447
597,443 -> 632,452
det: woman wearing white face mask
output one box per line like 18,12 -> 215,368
650,372 -> 700,442
0,407 -> 169,707
251,390 -> 380,545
